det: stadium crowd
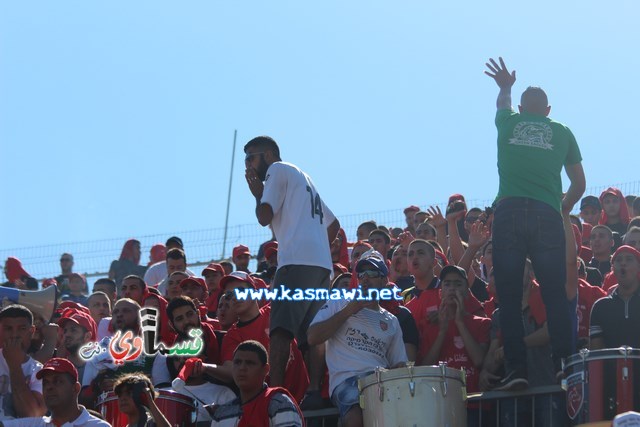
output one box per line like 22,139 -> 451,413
1,186 -> 639,426
2,59 -> 640,426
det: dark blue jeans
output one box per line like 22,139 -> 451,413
493,197 -> 573,373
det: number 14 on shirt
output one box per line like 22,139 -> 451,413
306,186 -> 324,224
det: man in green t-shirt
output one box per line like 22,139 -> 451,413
484,57 -> 586,391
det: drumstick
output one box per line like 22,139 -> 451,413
173,386 -> 219,417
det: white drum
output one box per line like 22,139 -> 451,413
358,363 -> 467,427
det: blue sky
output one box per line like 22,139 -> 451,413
2,1 -> 639,275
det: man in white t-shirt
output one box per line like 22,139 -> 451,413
144,236 -> 195,287
308,252 -> 408,427
0,305 -> 46,420
0,358 -> 110,427
244,136 -> 341,402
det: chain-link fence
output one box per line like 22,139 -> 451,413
2,181 -> 638,285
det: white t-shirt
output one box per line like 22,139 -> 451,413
310,299 -> 408,396
144,261 -> 167,287
0,350 -> 43,421
261,162 -> 336,271
152,355 -> 236,422
155,268 -> 195,296
2,406 -> 111,427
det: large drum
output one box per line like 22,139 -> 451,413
563,347 -> 640,425
358,363 -> 467,427
97,389 -> 197,427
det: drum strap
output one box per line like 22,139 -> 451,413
239,386 -> 305,427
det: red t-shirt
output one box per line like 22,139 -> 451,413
206,289 -> 222,315
221,306 -> 309,403
418,315 -> 491,393
407,289 -> 485,335
483,297 -> 498,318
527,283 -> 547,326
577,278 -> 606,339
603,271 -> 618,293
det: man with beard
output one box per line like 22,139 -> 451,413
83,298 -> 155,402
244,136 -> 340,404
57,310 -> 97,384
164,296 -> 221,365
0,358 -> 110,427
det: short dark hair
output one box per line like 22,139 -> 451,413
165,236 -> 184,248
369,229 -> 391,244
122,275 -> 146,289
521,86 -> 549,112
166,296 -> 197,323
358,221 -> 377,230
591,225 -> 613,240
633,198 -> 640,212
243,136 -> 281,159
114,373 -> 157,399
220,261 -> 234,274
234,340 -> 268,365
408,239 -> 436,259
628,218 -> 640,231
88,291 -> 110,306
94,278 -> 116,293
0,304 -> 33,325
166,248 -> 187,264
625,195 -> 637,205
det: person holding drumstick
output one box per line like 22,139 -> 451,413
114,373 -> 171,427
308,251 -> 408,427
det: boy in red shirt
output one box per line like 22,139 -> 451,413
219,272 -> 309,403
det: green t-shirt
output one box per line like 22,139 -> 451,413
494,109 -> 582,212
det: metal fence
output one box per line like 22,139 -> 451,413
2,180 -> 639,286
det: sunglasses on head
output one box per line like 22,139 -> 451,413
245,152 -> 266,162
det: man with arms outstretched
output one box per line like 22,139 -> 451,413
485,57 -> 586,390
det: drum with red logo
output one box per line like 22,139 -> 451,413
563,347 -> 640,425
97,389 -> 197,427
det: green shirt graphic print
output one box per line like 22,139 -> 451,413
494,109 -> 582,212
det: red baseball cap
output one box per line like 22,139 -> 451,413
219,271 -> 256,291
58,310 -> 97,341
36,357 -> 79,382
233,245 -> 251,258
202,263 -> 225,276
265,246 -> 278,259
42,278 -> 58,288
56,301 -> 91,316
403,205 -> 420,214
612,245 -> 640,264
448,193 -> 466,204
179,277 -> 207,292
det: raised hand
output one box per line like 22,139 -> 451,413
397,231 -> 415,248
468,221 -> 491,249
485,57 -> 516,89
245,167 -> 264,199
426,206 -> 446,229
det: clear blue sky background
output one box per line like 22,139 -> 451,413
2,1 -> 639,254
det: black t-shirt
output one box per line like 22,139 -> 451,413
470,277 -> 489,302
395,306 -> 419,347
590,289 -> 640,348
585,267 -> 603,287
588,257 -> 612,279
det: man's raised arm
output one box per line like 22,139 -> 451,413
485,57 -> 516,110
